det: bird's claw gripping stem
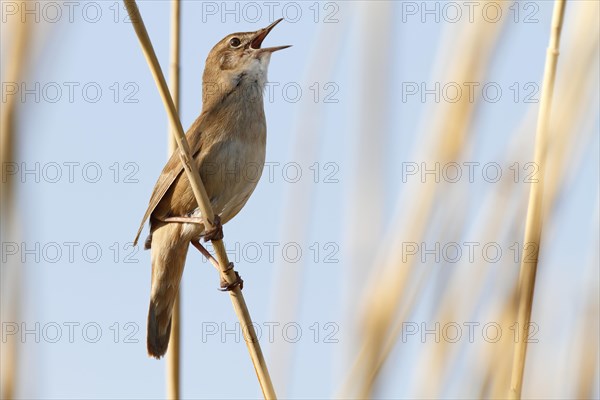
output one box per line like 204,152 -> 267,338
203,214 -> 223,242
219,262 -> 244,291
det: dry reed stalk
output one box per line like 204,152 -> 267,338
477,10 -> 597,395
486,70 -> 596,399
509,1 -> 567,398
166,0 -> 181,398
487,5 -> 597,394
122,1 -> 276,398
529,98 -> 599,397
1,9 -> 31,211
0,8 -> 33,399
532,13 -> 598,395
341,3 -> 509,396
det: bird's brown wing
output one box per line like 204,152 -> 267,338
133,115 -> 205,246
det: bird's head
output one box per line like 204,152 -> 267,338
202,18 -> 290,107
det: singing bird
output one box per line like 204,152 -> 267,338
133,19 -> 290,359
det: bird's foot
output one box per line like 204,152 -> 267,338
203,214 -> 224,242
219,262 -> 243,291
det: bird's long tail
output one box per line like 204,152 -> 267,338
147,222 -> 189,359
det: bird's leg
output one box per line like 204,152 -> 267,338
203,214 -> 224,242
191,240 -> 243,291
158,216 -> 204,225
191,240 -> 220,271
158,213 -> 223,241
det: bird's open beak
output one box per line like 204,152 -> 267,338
251,18 -> 292,53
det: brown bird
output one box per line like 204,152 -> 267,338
133,19 -> 290,359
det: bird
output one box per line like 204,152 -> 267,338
133,19 -> 290,359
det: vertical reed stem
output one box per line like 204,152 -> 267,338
0,7 -> 33,398
166,0 -> 181,398
509,1 -> 567,398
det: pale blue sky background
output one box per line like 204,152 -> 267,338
1,1 -> 598,399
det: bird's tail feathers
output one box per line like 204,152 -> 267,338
147,223 -> 188,359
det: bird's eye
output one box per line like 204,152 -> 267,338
229,37 -> 241,48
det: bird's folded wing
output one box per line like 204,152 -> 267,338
133,116 -> 205,246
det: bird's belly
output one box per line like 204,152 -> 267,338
200,136 -> 266,224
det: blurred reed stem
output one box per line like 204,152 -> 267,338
0,6 -> 33,398
342,3 -> 508,396
122,1 -> 276,398
269,17 -> 345,395
343,3 -> 391,394
509,1 -> 567,398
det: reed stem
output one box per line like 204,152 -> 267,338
509,1 -> 567,398
166,0 -> 181,398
